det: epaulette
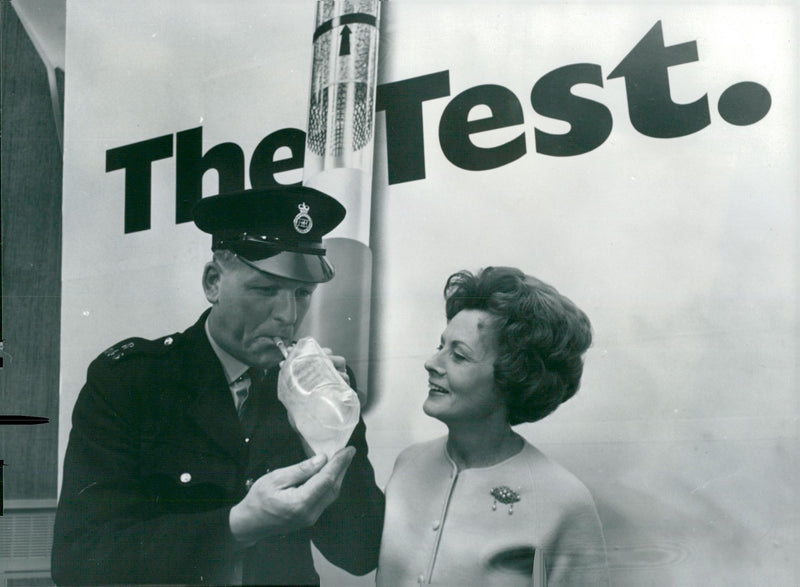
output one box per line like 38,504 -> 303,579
101,334 -> 179,363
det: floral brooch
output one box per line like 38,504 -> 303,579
490,485 -> 521,515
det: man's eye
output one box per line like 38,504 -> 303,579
296,289 -> 313,299
256,287 -> 279,296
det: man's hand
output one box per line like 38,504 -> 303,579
322,347 -> 351,387
278,346 -> 350,386
228,447 -> 355,544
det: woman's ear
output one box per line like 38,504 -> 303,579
202,262 -> 222,303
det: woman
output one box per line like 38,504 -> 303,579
377,267 -> 609,586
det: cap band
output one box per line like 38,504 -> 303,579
213,233 -> 327,257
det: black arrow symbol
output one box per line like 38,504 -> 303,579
339,25 -> 351,56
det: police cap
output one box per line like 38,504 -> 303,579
192,186 -> 346,283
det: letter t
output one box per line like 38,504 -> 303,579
608,21 -> 710,138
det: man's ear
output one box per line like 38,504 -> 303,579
202,262 -> 222,303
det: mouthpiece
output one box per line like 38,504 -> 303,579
273,337 -> 290,359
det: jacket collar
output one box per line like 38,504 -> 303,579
204,319 -> 249,384
180,309 -> 246,460
177,309 -> 300,465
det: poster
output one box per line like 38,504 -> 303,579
3,0 -> 798,585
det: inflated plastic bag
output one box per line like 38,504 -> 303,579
277,337 -> 360,458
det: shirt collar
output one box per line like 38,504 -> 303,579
204,319 -> 249,384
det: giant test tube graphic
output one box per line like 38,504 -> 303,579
300,0 -> 381,406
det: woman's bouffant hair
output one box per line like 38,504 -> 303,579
444,267 -> 592,425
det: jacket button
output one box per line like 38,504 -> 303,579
164,337 -> 173,346
432,520 -> 440,531
180,472 -> 192,483
245,478 -> 254,491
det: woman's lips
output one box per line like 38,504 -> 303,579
428,383 -> 449,394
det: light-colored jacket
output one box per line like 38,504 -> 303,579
377,437 -> 609,586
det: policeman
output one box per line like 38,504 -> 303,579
52,187 -> 385,586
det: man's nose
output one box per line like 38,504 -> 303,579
272,290 -> 297,324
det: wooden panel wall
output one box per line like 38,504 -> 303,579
0,1 -> 63,501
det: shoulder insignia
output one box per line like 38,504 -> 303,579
102,334 -> 180,363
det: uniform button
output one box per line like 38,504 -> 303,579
417,574 -> 425,583
179,472 -> 191,483
432,520 -> 440,531
245,478 -> 254,491
164,337 -> 173,346
244,437 -> 250,443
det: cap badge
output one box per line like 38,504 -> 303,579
293,202 -> 313,234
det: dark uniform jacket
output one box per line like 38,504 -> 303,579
51,310 -> 385,586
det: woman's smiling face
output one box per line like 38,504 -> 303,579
423,309 -> 506,425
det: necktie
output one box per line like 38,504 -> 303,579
231,372 -> 252,420
238,368 -> 265,435
236,386 -> 249,420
